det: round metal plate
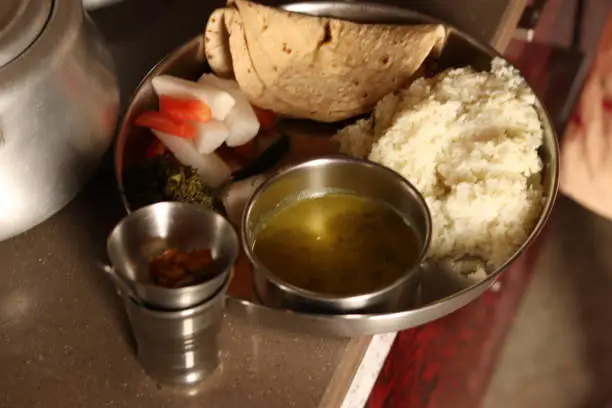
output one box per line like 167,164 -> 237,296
0,0 -> 52,68
114,2 -> 559,337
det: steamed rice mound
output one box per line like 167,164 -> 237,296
334,58 -> 544,275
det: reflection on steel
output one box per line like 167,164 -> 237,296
0,0 -> 119,241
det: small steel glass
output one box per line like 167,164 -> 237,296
123,275 -> 230,386
105,202 -> 239,384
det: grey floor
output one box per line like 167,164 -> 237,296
484,198 -> 612,407
484,1 -> 612,406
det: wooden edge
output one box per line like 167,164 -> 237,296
319,333 -> 398,408
491,0 -> 528,52
318,336 -> 372,408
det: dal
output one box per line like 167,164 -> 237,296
252,193 -> 420,296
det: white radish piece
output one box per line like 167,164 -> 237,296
198,74 -> 261,147
193,120 -> 230,154
152,75 -> 236,121
152,130 -> 231,188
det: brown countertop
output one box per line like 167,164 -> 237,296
0,166 -> 352,407
0,1 -> 524,407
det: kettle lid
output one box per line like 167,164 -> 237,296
0,0 -> 53,68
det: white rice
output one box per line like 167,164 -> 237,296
333,58 -> 544,278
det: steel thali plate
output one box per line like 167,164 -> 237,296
114,2 -> 559,337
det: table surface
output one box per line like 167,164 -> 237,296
0,1 -> 523,407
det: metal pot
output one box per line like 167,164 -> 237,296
0,0 -> 119,241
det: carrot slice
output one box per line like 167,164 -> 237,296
159,96 -> 212,123
135,111 -> 195,139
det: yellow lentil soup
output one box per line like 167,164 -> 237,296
252,193 -> 420,296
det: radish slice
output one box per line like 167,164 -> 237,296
153,130 -> 231,188
198,74 -> 261,147
152,75 -> 236,121
193,120 -> 230,154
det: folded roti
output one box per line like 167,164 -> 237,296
204,8 -> 234,78
204,0 -> 447,122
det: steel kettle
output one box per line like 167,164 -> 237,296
0,0 -> 119,241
